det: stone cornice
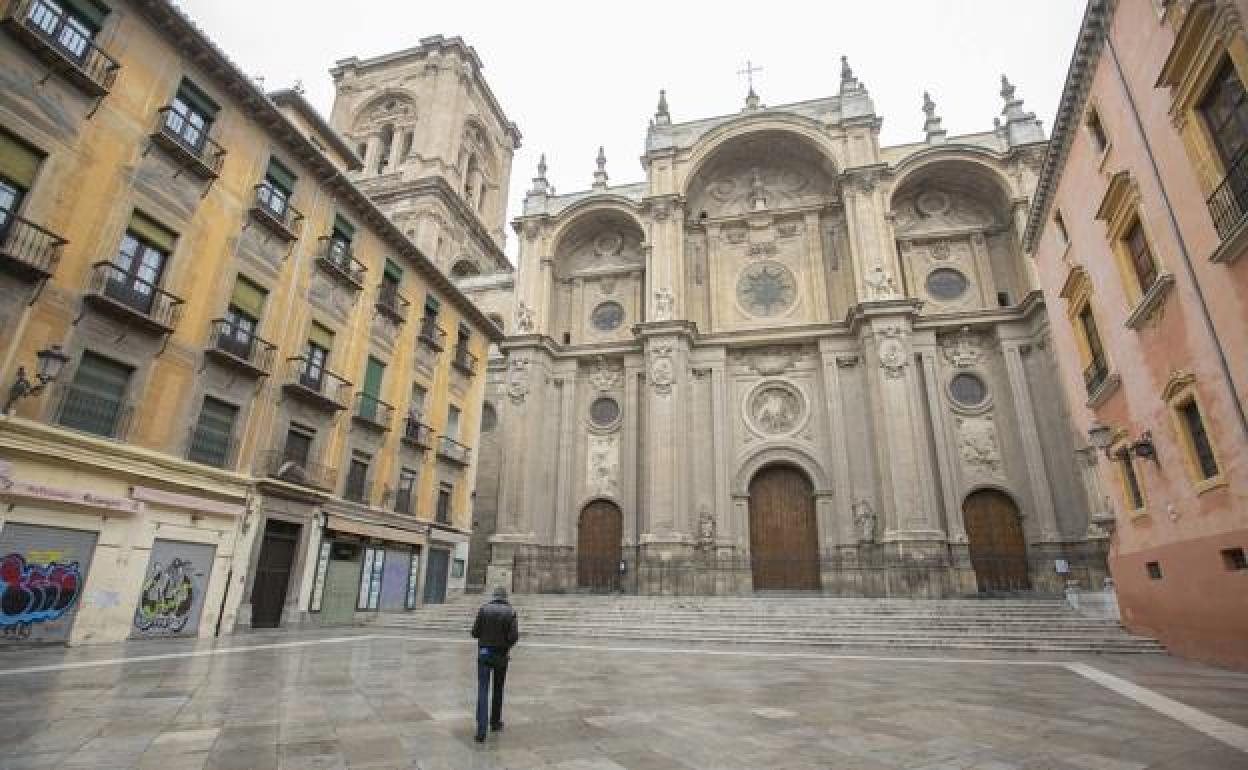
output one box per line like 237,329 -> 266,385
268,88 -> 363,171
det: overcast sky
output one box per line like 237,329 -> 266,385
179,0 -> 1085,258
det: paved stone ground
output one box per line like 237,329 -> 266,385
0,629 -> 1245,769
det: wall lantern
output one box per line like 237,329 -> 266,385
4,345 -> 70,413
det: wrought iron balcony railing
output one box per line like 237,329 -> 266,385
436,435 -> 472,466
185,424 -> 237,469
1207,146 -> 1248,240
392,485 -> 416,515
249,183 -> 303,241
2,0 -> 120,97
206,319 -> 276,376
0,209 -> 66,280
375,282 -> 409,322
54,383 -> 132,440
418,317 -> 446,352
83,261 -> 184,333
314,236 -> 366,289
281,356 -> 350,412
151,106 -> 225,178
260,449 -> 335,491
451,344 -> 478,376
352,392 -> 394,431
1083,356 -> 1109,398
400,416 -> 434,449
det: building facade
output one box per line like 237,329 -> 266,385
1027,0 -> 1248,668
0,0 -> 500,645
473,65 -> 1112,597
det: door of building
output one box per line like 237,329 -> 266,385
577,500 -> 622,592
748,465 -> 820,591
379,547 -> 412,611
963,490 -> 1030,592
131,539 -> 217,638
0,522 -> 97,643
320,542 -> 361,624
250,519 -> 300,629
423,548 -> 450,604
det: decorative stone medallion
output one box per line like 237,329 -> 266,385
591,300 -> 625,331
737,261 -> 797,317
877,327 -> 909,379
926,268 -> 969,301
593,231 -> 623,257
748,382 -> 804,436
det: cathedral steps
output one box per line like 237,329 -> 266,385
375,595 -> 1165,654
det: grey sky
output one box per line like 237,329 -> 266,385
178,0 -> 1085,258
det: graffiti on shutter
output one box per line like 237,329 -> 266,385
0,523 -> 97,643
131,539 -> 217,638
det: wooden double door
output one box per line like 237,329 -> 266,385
251,519 -> 300,628
749,465 -> 820,591
963,490 -> 1030,592
578,500 -> 622,592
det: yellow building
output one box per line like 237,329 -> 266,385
0,0 -> 501,644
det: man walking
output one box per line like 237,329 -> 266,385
470,586 -> 519,742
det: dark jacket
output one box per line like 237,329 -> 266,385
471,598 -> 519,651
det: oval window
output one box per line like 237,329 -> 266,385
926,268 -> 969,300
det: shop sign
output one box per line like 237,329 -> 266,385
0,467 -> 141,515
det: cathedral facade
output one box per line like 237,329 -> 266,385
479,63 -> 1112,596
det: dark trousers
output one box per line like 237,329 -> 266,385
475,655 -> 507,736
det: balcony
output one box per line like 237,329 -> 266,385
185,424 -> 236,469
436,435 -> 472,466
418,317 -> 446,352
260,449 -> 335,491
280,356 -> 350,412
83,261 -> 184,334
248,183 -> 303,241
399,417 -> 434,450
150,106 -> 225,179
1,0 -> 120,98
451,344 -> 478,376
375,282 -> 409,323
352,392 -> 394,432
1207,147 -> 1248,241
205,319 -> 276,377
53,383 -> 132,440
314,237 -> 366,289
1083,357 -> 1109,399
0,211 -> 66,280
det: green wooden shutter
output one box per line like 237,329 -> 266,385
128,210 -> 177,253
176,79 -> 219,118
66,0 -> 109,29
308,322 -> 334,350
0,130 -> 42,190
363,356 -> 384,398
383,259 -> 402,282
266,158 -> 296,194
333,214 -> 355,240
230,276 -> 267,318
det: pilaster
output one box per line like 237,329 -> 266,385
1001,340 -> 1061,541
636,321 -> 697,543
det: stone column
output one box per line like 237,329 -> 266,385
362,135 -> 382,175
637,323 -> 695,549
1001,341 -> 1060,541
644,196 -> 685,320
816,341 -> 857,548
388,130 -> 406,172
840,166 -> 899,300
621,356 -> 643,546
709,352 -> 733,546
917,346 -> 963,541
552,371 -> 576,546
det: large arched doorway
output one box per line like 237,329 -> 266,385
963,490 -> 1030,592
577,500 -> 622,592
748,465 -> 820,591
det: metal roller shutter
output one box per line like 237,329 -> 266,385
0,523 -> 98,643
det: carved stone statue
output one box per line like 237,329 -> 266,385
852,500 -> 876,543
697,507 -> 716,550
515,302 -> 535,333
864,263 -> 899,300
749,167 -> 767,211
654,288 -> 674,321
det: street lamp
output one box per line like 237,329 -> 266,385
4,345 -> 70,413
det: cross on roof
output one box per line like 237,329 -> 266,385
737,60 -> 763,91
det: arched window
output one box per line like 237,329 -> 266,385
376,125 -> 394,175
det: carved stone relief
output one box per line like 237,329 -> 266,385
507,357 -> 531,404
743,346 -> 803,376
877,326 -> 908,379
748,382 -> 804,436
514,302 -> 535,333
649,344 -> 675,395
852,500 -> 877,543
587,434 -> 619,497
940,327 -> 983,369
737,261 -> 797,317
587,356 -> 623,392
892,185 -> 996,234
653,288 -> 674,321
957,416 -> 1003,475
864,263 -> 900,300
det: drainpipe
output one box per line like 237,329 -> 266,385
1104,36 -> 1248,442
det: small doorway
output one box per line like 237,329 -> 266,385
320,542 -> 362,624
250,519 -> 300,628
424,548 -> 450,604
577,500 -> 622,592
748,465 -> 820,591
963,490 -> 1030,592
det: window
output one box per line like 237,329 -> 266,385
1222,547 -> 1247,571
436,482 -> 452,524
302,323 -> 333,390
220,276 -> 266,359
108,212 -> 174,314
1123,219 -> 1158,293
1176,396 -> 1221,482
1146,561 -> 1162,580
328,214 -> 355,267
452,559 -> 465,579
1053,210 -> 1069,246
399,131 -> 413,163
282,426 -> 313,467
164,79 -> 218,152
1079,304 -> 1109,394
381,259 -> 402,307
258,158 -> 296,218
423,295 -> 440,322
480,402 -> 498,433
1199,58 -> 1248,167
27,0 -> 108,62
446,404 -> 461,440
1117,448 -> 1145,511
409,383 -> 427,419
58,351 -> 132,437
396,467 -> 418,514
376,125 -> 393,175
1087,108 -> 1108,155
344,451 -> 371,503
188,396 -> 237,467
357,545 -> 385,610
359,356 -> 385,421
0,130 -> 43,235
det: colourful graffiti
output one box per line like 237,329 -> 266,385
133,558 -> 194,634
0,553 -> 84,639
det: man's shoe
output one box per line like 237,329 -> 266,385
474,732 -> 486,743
490,722 -> 504,732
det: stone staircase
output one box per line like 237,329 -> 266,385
375,594 -> 1165,654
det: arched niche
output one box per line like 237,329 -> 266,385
889,158 -> 1028,312
548,207 -> 646,345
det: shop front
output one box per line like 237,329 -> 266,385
308,513 -> 428,624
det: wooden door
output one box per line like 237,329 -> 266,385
423,549 -> 450,604
748,466 -> 820,591
251,520 -> 300,628
320,543 -> 361,624
578,501 -> 622,592
963,490 -> 1030,592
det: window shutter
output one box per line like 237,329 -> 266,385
66,0 -> 109,29
266,158 -> 297,194
308,322 -> 334,350
176,79 -> 219,118
0,130 -> 42,190
229,275 -> 268,319
424,294 -> 440,313
127,210 -> 177,253
333,213 -> 355,240
363,356 -> 385,398
383,259 -> 402,282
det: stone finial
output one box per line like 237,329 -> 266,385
1000,74 -> 1034,122
839,55 -> 862,92
922,91 -> 947,144
744,85 -> 761,111
655,89 -> 671,126
999,74 -> 1044,147
528,153 -> 550,197
592,146 -> 608,190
